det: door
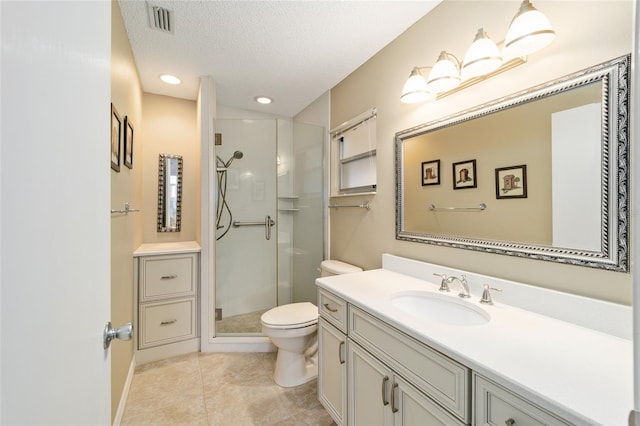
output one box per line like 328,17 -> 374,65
348,341 -> 394,425
1,1 -> 112,423
215,119 -> 277,334
318,317 -> 347,424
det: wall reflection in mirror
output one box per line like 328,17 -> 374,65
395,55 -> 629,271
157,154 -> 183,232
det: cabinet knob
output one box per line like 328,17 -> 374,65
505,419 -> 515,426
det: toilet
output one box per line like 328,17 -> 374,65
261,259 -> 363,387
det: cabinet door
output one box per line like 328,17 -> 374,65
348,341 -> 394,426
318,317 -> 347,425
393,375 -> 465,426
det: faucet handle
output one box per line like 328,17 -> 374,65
433,273 -> 450,292
480,284 -> 502,305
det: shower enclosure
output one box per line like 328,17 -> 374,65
214,118 -> 324,336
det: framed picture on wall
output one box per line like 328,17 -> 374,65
495,164 -> 527,199
124,116 -> 134,169
421,160 -> 440,186
110,103 -> 122,172
452,159 -> 477,190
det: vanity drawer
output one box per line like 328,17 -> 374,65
318,289 -> 348,333
349,305 -> 470,423
139,298 -> 197,349
139,253 -> 197,301
475,375 -> 571,426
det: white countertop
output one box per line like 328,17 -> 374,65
317,266 -> 633,425
133,241 -> 201,256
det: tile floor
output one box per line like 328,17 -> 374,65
121,351 -> 335,425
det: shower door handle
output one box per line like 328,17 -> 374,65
264,215 -> 275,240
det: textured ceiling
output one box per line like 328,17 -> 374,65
118,0 -> 441,117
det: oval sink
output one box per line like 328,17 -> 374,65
391,291 -> 490,326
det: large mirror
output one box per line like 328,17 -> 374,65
396,55 -> 629,271
157,154 -> 183,232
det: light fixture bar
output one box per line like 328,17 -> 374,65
436,57 -> 525,100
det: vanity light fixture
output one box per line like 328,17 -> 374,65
504,0 -> 556,59
400,0 -> 554,104
461,29 -> 503,81
160,74 -> 181,85
426,51 -> 461,94
400,68 -> 433,104
254,96 -> 273,105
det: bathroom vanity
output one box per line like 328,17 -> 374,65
133,241 -> 200,363
317,254 -> 632,425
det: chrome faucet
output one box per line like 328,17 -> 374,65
447,275 -> 471,298
433,273 -> 450,292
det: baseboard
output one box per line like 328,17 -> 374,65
112,357 -> 136,426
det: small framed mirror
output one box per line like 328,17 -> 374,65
157,154 -> 183,232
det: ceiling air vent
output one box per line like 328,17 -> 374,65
147,3 -> 175,34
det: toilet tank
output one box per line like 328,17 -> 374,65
320,260 -> 363,277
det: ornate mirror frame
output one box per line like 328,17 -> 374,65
157,153 -> 183,232
395,55 -> 630,271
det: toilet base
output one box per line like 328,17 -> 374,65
273,348 -> 318,388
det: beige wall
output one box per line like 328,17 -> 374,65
111,0 -> 143,421
330,0 -> 633,304
142,93 -> 199,243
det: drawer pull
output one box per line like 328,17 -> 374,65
323,303 -> 338,313
391,382 -> 399,413
339,341 -> 345,364
505,419 -> 515,426
160,319 -> 177,326
160,274 -> 178,280
381,376 -> 389,406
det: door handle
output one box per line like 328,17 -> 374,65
103,321 -> 133,349
264,215 -> 275,240
338,341 -> 345,364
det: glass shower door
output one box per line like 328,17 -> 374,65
215,119 -> 277,335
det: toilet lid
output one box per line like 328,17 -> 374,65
261,302 -> 318,328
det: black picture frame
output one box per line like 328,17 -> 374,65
495,164 -> 528,199
111,103 -> 122,172
452,159 -> 477,190
124,116 -> 134,169
421,160 -> 440,186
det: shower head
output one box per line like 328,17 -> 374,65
225,150 -> 244,167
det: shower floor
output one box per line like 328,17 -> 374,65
216,308 -> 268,334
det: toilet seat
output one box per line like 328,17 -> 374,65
261,302 -> 318,329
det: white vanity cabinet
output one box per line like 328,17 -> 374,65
349,341 -> 464,425
474,375 -> 571,426
134,242 -> 200,363
318,288 -> 468,425
318,289 -> 348,425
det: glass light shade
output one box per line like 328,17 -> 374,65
426,51 -> 461,93
401,69 -> 432,104
504,0 -> 555,59
461,29 -> 503,81
160,74 -> 181,85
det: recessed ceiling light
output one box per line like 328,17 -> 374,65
160,74 -> 181,85
254,96 -> 273,105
